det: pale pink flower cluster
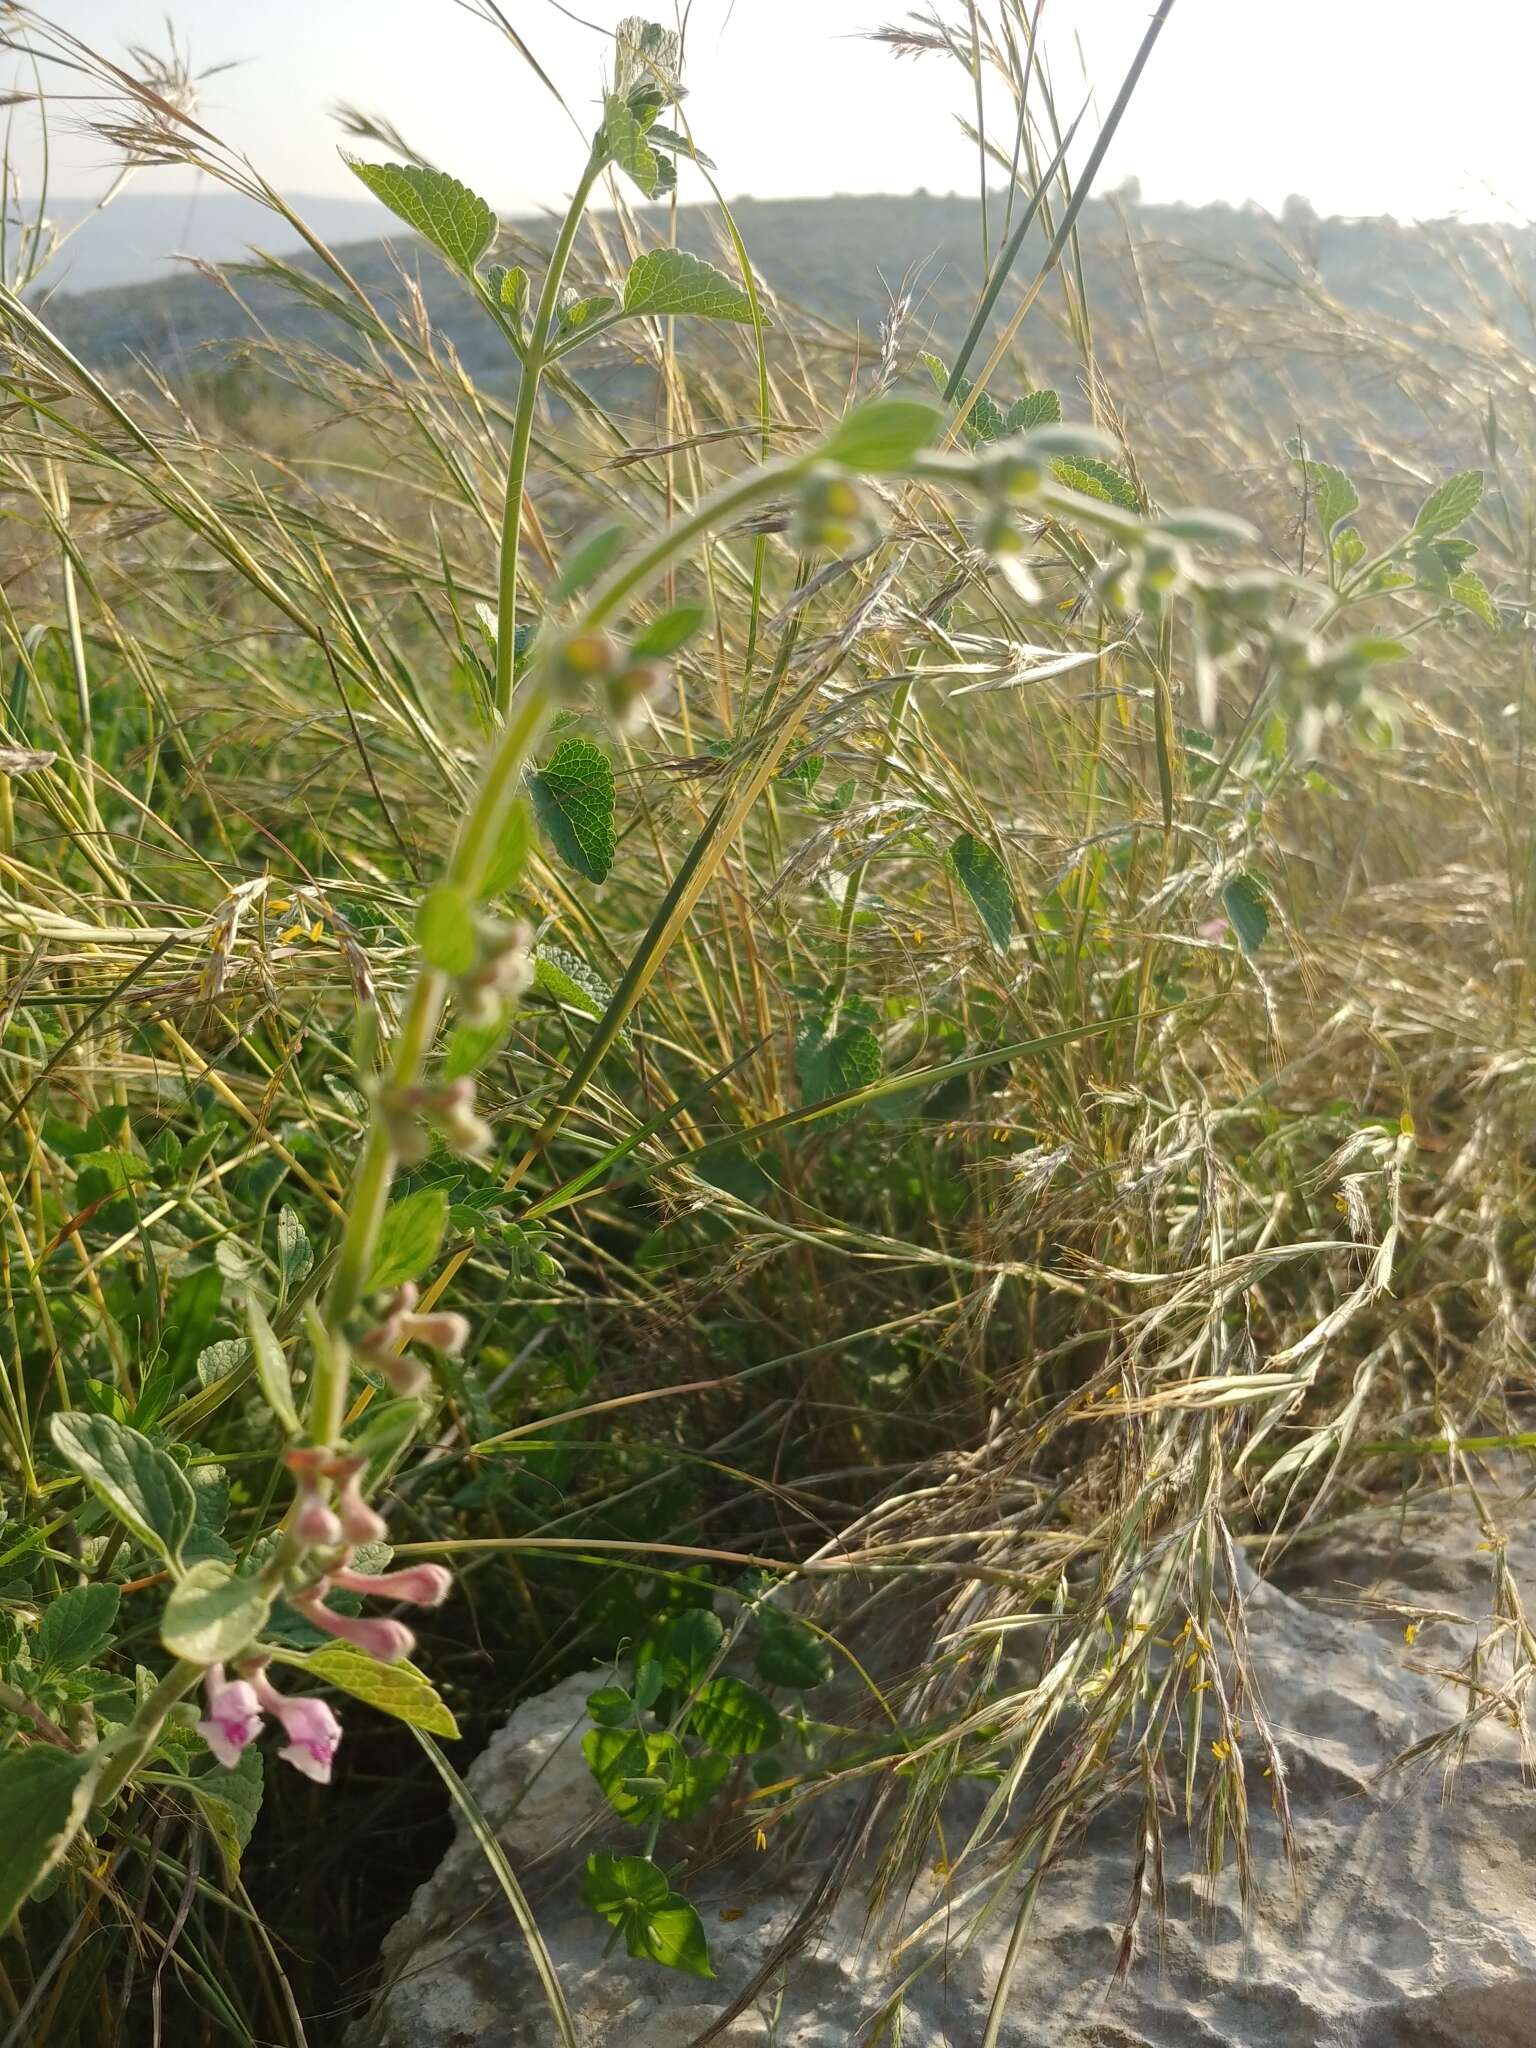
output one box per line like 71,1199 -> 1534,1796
197,1451 -> 454,1782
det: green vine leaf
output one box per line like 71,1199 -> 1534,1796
581,1851 -> 714,1977
530,738 -> 617,884
621,247 -> 756,323
686,1674 -> 781,1755
1221,874 -> 1270,955
344,159 -> 496,277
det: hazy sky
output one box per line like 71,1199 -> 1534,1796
16,1 -> 1536,225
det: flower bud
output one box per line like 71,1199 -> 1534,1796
325,1456 -> 388,1545
550,630 -> 620,697
331,1562 -> 454,1608
791,468 -> 872,553
292,1593 -> 416,1664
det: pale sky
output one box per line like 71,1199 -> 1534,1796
15,0 -> 1536,225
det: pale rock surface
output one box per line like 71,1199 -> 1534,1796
357,1507 -> 1536,2046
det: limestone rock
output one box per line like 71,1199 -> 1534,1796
357,1507 -> 1536,2047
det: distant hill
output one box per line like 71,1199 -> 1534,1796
32,189 -> 1531,488
25,190 -> 391,294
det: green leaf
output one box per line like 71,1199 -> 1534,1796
345,158 -> 496,276
629,602 -> 707,660
161,1561 -> 273,1667
36,1583 -> 120,1676
947,833 -> 1015,950
1298,458 -> 1358,537
621,247 -> 756,323
918,352 -> 1008,444
653,1606 -> 722,1690
1413,469 -> 1483,540
628,1893 -> 713,1975
479,796 -> 532,900
488,264 -> 527,317
581,1852 -> 714,1978
0,1746 -> 102,1933
1005,389 -> 1063,430
443,1014 -> 514,1081
556,291 -> 616,339
1451,568 -> 1500,631
613,17 -> 683,108
687,1675 -> 781,1756
755,1618 -> 833,1691
532,945 -> 622,1029
163,1267 -> 223,1383
184,1746 -> 263,1879
599,96 -> 661,197
273,1644 -> 459,1738
50,1412 -> 196,1568
530,739 -> 617,885
276,1206 -> 313,1293
551,521 -> 628,604
795,1015 -> 883,1109
368,1186 -> 450,1291
416,885 -> 479,975
1050,454 -> 1141,511
822,398 -> 942,473
1221,874 -> 1269,955
245,1294 -> 301,1439
582,1849 -> 669,1919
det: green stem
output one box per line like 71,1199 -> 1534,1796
494,150 -> 604,720
93,1658 -> 202,1810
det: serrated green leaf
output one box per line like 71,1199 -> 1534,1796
686,1674 -> 781,1756
613,17 -> 683,108
0,1746 -> 102,1933
1451,568 -> 1500,631
822,398 -> 941,473
795,1015 -> 883,1110
556,291 -> 616,339
1413,469 -> 1483,540
1221,874 -> 1269,955
416,885 -> 479,975
1005,389 -> 1062,430
488,264 -> 527,316
161,1561 -> 272,1666
367,1186 -> 450,1291
345,159 -> 496,276
582,1849 -> 669,1920
947,833 -> 1015,950
1296,457 -> 1358,537
184,1746 -> 263,1879
755,1618 -> 833,1690
918,351 -> 1008,444
1050,454 -> 1141,510
621,246 -> 756,323
50,1412 -> 196,1567
273,1643 -> 459,1737
532,944 -> 622,1029
245,1294 -> 300,1438
36,1583 -> 120,1676
599,96 -> 661,197
530,738 -> 616,884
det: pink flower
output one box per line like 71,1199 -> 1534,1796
327,1457 -> 387,1545
292,1591 -> 415,1664
250,1670 -> 342,1784
197,1662 -> 263,1770
330,1562 -> 453,1608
